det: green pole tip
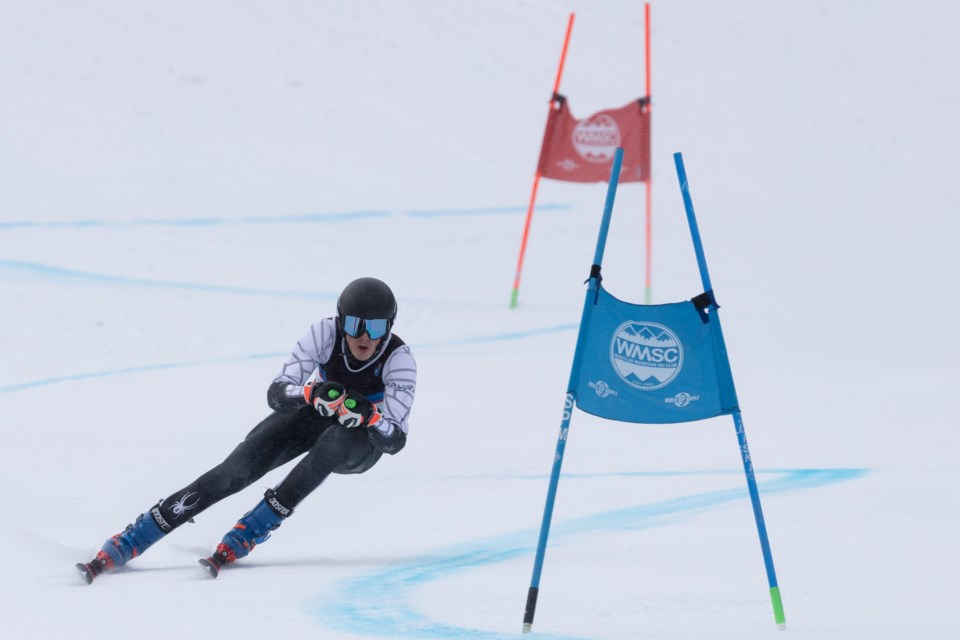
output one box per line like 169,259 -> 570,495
510,288 -> 520,309
770,586 -> 786,628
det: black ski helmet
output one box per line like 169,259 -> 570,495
337,277 -> 397,335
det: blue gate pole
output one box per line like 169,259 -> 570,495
523,148 -> 624,634
673,152 -> 786,629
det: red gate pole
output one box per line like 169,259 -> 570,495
511,12 -> 575,309
644,2 -> 654,304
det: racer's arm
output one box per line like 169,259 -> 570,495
266,318 -> 337,412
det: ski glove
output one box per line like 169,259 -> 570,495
337,391 -> 383,429
305,381 -> 346,417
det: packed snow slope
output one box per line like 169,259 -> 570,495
1,1 -> 957,639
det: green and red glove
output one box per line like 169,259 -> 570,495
304,381 -> 346,417
305,382 -> 382,428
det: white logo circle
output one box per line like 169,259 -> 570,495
572,114 -> 621,164
610,321 -> 683,391
673,392 -> 692,407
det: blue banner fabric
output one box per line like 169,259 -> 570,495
574,285 -> 738,424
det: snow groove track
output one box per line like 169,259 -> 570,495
309,469 -> 866,639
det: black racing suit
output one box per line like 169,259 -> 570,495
152,325 -> 415,531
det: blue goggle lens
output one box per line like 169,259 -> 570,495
342,316 -> 390,340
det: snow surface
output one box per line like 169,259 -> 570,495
1,1 -> 957,638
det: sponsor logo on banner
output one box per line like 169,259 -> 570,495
572,114 -> 621,163
588,380 -> 619,398
665,392 -> 700,407
610,321 -> 683,391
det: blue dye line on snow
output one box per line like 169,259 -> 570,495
0,353 -> 281,393
0,204 -> 569,230
0,260 -> 508,311
0,213 -> 385,230
0,326 -> 578,393
403,204 -> 567,218
0,203 -> 568,301
308,468 -> 866,639
0,258 -> 338,298
414,323 -> 578,349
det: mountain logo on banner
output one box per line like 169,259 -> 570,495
610,321 -> 683,390
572,114 -> 621,163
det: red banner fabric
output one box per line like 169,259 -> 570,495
537,95 -> 651,183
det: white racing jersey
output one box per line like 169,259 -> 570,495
272,317 -> 416,437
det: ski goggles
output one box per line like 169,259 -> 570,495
340,315 -> 391,340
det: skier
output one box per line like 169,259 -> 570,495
77,277 -> 417,582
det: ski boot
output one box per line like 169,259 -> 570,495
77,506 -> 169,584
199,489 -> 291,578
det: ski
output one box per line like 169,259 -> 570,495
76,556 -> 225,583
198,557 -> 222,578
76,561 -> 100,585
